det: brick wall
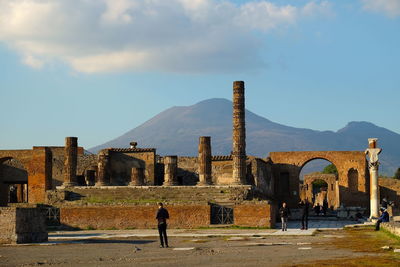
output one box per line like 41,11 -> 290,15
234,202 -> 275,228
379,178 -> 400,208
59,202 -> 275,229
60,204 -> 210,229
0,207 -> 47,244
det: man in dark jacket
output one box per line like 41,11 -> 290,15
375,207 -> 389,231
299,200 -> 309,230
279,202 -> 290,231
156,202 -> 169,247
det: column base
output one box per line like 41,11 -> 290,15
196,182 -> 212,186
62,182 -> 77,188
129,182 -> 144,186
163,182 -> 178,186
94,182 -> 109,187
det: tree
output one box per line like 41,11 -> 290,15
395,168 -> 400,180
322,164 -> 338,175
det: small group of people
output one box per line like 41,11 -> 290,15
279,200 -> 310,231
312,200 -> 328,216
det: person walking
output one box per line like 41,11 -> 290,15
375,207 -> 389,231
279,202 -> 290,231
156,202 -> 169,248
299,200 -> 309,230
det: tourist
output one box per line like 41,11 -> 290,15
279,202 -> 290,231
375,207 -> 389,231
381,197 -> 388,209
322,200 -> 328,216
314,203 -> 321,216
156,202 -> 169,247
299,200 -> 309,230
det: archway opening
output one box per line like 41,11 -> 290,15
0,157 -> 28,204
299,159 -> 338,211
348,168 -> 359,191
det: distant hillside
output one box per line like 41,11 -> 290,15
90,98 -> 400,175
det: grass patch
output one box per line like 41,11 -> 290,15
292,227 -> 400,267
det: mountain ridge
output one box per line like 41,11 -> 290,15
89,98 -> 400,175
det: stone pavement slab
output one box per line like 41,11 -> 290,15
42,220 -> 365,243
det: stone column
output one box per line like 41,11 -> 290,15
85,170 -> 96,186
95,150 -> 109,186
365,138 -> 382,218
232,81 -> 246,185
16,184 -> 24,203
163,156 -> 178,186
197,136 -> 212,185
129,167 -> 145,186
62,137 -> 78,187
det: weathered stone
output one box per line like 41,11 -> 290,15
95,150 -> 110,186
63,137 -> 78,187
0,207 -> 48,244
232,81 -> 246,185
197,136 -> 212,185
129,167 -> 145,186
163,156 -> 178,186
365,138 -> 382,218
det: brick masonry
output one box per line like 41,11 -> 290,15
0,147 -> 52,205
0,207 -> 48,244
270,151 -> 369,208
59,202 -> 275,229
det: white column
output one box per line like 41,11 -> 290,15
369,165 -> 380,218
365,138 -> 382,219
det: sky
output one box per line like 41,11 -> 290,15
0,0 -> 399,150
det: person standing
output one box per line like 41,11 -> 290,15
156,202 -> 169,248
279,202 -> 290,231
299,200 -> 309,230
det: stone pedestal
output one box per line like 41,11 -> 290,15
129,167 -> 145,186
62,137 -> 78,187
163,156 -> 178,186
197,136 -> 212,185
0,207 -> 48,244
95,150 -> 109,186
232,81 -> 247,185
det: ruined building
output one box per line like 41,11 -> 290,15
1,81 -> 399,229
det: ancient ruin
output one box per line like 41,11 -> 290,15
0,80 -> 399,232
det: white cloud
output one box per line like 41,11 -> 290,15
361,0 -> 400,18
0,0 -> 332,73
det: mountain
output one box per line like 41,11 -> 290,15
90,98 -> 400,175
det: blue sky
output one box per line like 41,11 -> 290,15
0,0 -> 399,150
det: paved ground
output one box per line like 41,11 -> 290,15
46,220 -> 367,242
1,220 -> 395,267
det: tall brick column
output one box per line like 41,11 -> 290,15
197,136 -> 212,185
232,81 -> 247,185
62,137 -> 78,187
129,167 -> 145,186
95,150 -> 109,186
163,156 -> 178,186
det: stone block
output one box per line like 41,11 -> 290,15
0,207 -> 48,244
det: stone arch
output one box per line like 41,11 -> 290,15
269,151 -> 368,208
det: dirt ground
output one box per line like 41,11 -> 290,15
0,227 -> 399,267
